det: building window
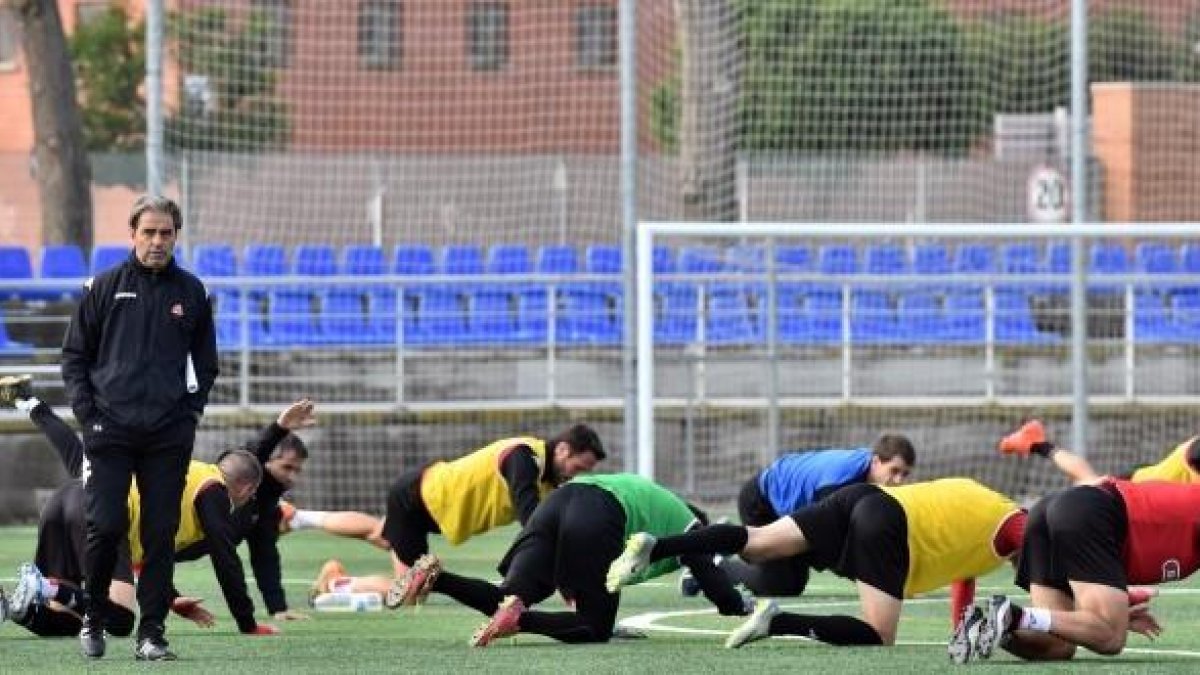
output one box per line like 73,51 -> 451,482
0,8 -> 18,70
467,1 -> 508,72
575,3 -> 616,71
76,1 -> 111,27
358,0 -> 402,70
252,0 -> 291,68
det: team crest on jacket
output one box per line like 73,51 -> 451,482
1163,559 -> 1182,582
170,303 -> 184,317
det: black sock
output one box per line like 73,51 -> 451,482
53,583 -> 88,613
1032,442 -> 1056,458
431,571 -> 505,617
518,610 -> 607,644
650,524 -> 749,562
107,604 -> 136,637
1007,603 -> 1025,632
768,612 -> 884,646
17,603 -> 82,637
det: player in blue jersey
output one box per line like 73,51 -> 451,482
682,434 -> 916,598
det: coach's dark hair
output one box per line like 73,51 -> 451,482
1185,437 -> 1200,472
217,449 -> 264,487
271,433 -> 309,460
129,194 -> 182,231
549,423 -> 606,460
872,434 -> 916,467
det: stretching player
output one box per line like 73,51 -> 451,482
416,473 -> 750,646
0,376 -> 212,637
956,424 -> 1181,663
1000,418 -> 1200,485
609,477 -> 1025,649
682,435 -> 915,598
311,425 -> 605,606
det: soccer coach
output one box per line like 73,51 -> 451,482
61,194 -> 218,661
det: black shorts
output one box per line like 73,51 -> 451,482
498,483 -> 626,602
1015,484 -> 1128,594
788,483 -> 909,600
382,464 -> 441,565
738,474 -> 779,527
36,482 -> 134,585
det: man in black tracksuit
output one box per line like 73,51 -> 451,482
61,195 -> 218,661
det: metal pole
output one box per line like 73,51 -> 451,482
146,0 -> 165,194
1069,0 -> 1089,453
619,0 -> 639,472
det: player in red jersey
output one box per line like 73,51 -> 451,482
957,424 -> 1180,662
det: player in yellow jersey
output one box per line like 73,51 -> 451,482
311,424 -> 605,607
3,446 -> 279,645
607,478 -> 1027,649
999,419 -> 1200,485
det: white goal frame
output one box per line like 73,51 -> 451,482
634,221 -> 1200,479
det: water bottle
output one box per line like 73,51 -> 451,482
312,592 -> 384,612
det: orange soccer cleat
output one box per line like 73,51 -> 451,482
998,420 -> 1048,457
308,559 -> 347,606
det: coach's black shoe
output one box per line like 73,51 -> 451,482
135,636 -> 177,661
0,374 -> 32,408
79,615 -> 106,659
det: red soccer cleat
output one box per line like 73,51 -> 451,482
998,420 -> 1048,457
470,595 -> 525,647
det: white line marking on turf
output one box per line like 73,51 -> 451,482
619,591 -> 1200,656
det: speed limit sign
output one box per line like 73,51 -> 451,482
1027,166 -> 1069,223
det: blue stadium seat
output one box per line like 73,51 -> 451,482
653,282 -> 698,345
1172,293 -> 1200,341
193,244 -> 238,278
1133,292 -> 1179,344
38,245 -> 87,300
865,245 -> 909,276
243,244 -> 288,277
294,244 -> 338,276
705,283 -> 761,345
1135,242 -> 1178,275
408,289 -> 470,346
173,246 -> 189,270
995,290 -> 1057,344
393,244 -> 436,276
585,244 -> 621,274
953,243 -> 996,275
778,285 -> 842,345
850,290 -> 897,344
0,307 -> 32,355
913,244 -> 951,276
774,245 -> 814,272
653,246 -> 676,275
319,289 -> 388,345
486,244 -> 531,275
0,246 -> 34,301
999,242 -> 1045,296
343,245 -> 387,276
818,245 -> 859,276
536,245 -> 579,274
1177,243 -> 1200,297
897,291 -> 947,343
263,290 -> 321,346
1089,243 -> 1129,296
725,245 -> 765,273
443,245 -> 484,275
943,291 -> 986,343
90,245 -> 128,276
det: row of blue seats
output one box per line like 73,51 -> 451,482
206,284 -> 1200,349
5,240 -> 1200,283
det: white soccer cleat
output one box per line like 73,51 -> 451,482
976,594 -> 1015,660
11,562 -> 45,622
725,598 -> 779,649
948,604 -> 985,664
605,532 -> 656,593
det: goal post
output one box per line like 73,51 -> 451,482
636,221 -> 1200,502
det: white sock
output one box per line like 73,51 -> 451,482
1017,607 -> 1053,632
15,397 -> 40,413
329,577 -> 353,593
290,509 -> 331,531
